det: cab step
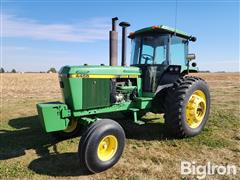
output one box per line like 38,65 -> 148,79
129,108 -> 145,125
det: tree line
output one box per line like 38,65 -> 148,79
0,67 -> 57,73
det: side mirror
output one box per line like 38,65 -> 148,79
191,62 -> 197,67
187,53 -> 196,61
189,36 -> 197,42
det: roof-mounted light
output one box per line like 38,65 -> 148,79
152,25 -> 160,29
129,32 -> 135,36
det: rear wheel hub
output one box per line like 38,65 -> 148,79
186,90 -> 206,128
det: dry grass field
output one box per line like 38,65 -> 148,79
0,73 -> 240,179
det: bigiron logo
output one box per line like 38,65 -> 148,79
180,161 -> 238,179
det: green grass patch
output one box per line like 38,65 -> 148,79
0,161 -> 34,178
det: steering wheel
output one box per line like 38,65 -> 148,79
141,54 -> 154,64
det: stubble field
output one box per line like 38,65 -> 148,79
0,73 -> 239,179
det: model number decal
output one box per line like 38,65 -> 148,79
69,74 -> 139,78
77,74 -> 89,78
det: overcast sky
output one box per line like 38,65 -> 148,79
1,0 -> 239,72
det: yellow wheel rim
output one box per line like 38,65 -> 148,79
63,119 -> 78,133
97,135 -> 118,161
186,90 -> 207,129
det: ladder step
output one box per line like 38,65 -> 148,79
135,120 -> 145,125
129,108 -> 145,125
129,108 -> 139,112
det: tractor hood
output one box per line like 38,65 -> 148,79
58,65 -> 141,111
59,65 -> 141,77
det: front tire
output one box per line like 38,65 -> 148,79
78,119 -> 125,173
51,118 -> 83,140
165,76 -> 210,138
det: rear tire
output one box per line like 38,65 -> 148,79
78,119 -> 125,173
165,76 -> 210,138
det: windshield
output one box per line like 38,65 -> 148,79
130,35 -> 169,65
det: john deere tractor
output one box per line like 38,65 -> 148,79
37,17 -> 210,173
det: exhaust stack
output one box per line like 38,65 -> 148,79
109,17 -> 118,66
119,21 -> 130,66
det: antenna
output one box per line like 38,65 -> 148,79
174,0 -> 178,36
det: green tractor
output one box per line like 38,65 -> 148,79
37,17 -> 210,173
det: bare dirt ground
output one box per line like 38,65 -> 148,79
0,73 -> 239,179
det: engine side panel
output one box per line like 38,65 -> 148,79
82,78 -> 110,109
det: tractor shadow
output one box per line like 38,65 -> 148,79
0,115 -> 90,176
101,112 -> 171,140
0,116 -> 57,160
28,152 -> 90,176
1,113 -> 171,177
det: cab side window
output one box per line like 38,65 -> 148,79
170,36 -> 187,65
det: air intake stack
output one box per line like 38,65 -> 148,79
119,21 -> 130,66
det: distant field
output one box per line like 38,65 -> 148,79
0,73 -> 240,179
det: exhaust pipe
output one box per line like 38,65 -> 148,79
109,17 -> 118,66
119,21 -> 130,66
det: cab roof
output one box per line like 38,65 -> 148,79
128,25 -> 193,40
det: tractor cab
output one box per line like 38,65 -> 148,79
129,25 -> 197,93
